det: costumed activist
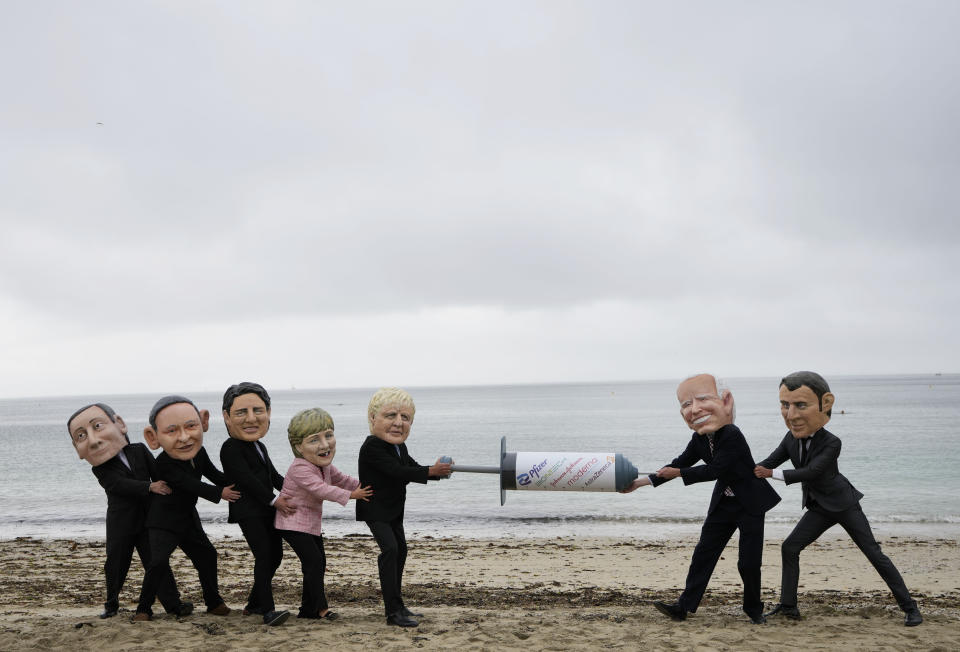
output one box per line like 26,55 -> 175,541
135,395 -> 240,621
67,402 -> 187,619
754,371 -> 923,626
356,388 -> 453,628
219,382 -> 295,627
275,408 -> 373,619
621,374 -> 781,624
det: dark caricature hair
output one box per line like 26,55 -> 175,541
222,382 -> 272,413
66,402 -> 120,437
148,395 -> 201,429
780,371 -> 833,417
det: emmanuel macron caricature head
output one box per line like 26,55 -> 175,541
779,371 -> 835,439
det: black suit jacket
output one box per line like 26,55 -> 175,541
146,447 -> 225,533
91,442 -> 158,536
220,437 -> 284,523
758,427 -> 863,512
650,423 -> 781,516
356,435 -> 430,522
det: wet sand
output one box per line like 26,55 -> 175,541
0,534 -> 958,651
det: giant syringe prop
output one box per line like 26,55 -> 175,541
441,437 -> 643,505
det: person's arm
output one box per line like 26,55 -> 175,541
92,460 -> 151,497
651,435 -> 703,487
364,442 -> 431,484
680,428 -> 745,486
162,450 -> 229,503
619,475 -> 653,493
782,437 -> 841,485
290,462 -> 354,506
220,440 -> 278,507
329,465 -> 361,493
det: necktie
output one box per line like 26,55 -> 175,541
799,439 -> 809,467
706,434 -> 735,496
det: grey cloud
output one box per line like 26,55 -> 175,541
1,1 -> 958,333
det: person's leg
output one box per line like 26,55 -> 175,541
735,509 -> 765,616
103,527 -> 135,615
238,516 -> 282,614
135,528 -> 182,614
180,526 -> 225,610
280,530 -> 326,618
136,528 -> 179,616
678,502 -> 738,613
838,505 -> 916,610
779,508 -> 835,607
366,520 -> 404,616
313,534 -> 329,614
391,519 -> 408,609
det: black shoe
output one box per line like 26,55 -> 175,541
175,601 -> 194,617
653,601 -> 686,621
745,602 -> 766,624
401,606 -> 423,618
904,607 -> 923,627
99,608 -> 118,619
386,611 -> 419,627
764,603 -> 801,620
263,610 -> 290,626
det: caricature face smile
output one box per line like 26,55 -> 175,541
370,404 -> 413,445
676,375 -> 733,435
153,403 -> 205,461
296,429 -> 337,467
224,393 -> 270,442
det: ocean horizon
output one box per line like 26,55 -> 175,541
2,374 -> 958,541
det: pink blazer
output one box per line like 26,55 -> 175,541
274,459 -> 359,537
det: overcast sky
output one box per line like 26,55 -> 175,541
1,1 -> 958,399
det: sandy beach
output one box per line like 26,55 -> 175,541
0,534 -> 957,651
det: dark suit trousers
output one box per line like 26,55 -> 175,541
137,526 -> 223,613
104,526 -> 179,613
279,530 -> 329,617
780,503 -> 915,610
238,516 -> 283,614
366,518 -> 408,616
679,496 -> 765,615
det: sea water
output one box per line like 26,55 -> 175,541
1,375 -> 957,541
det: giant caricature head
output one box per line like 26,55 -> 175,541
143,395 -> 210,461
676,374 -> 735,435
779,371 -> 834,439
287,407 -> 337,468
67,403 -> 130,467
222,382 -> 271,442
367,387 -> 416,445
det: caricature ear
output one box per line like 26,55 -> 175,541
114,415 -> 128,435
822,392 -> 835,415
143,427 -> 160,450
200,409 -> 210,432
